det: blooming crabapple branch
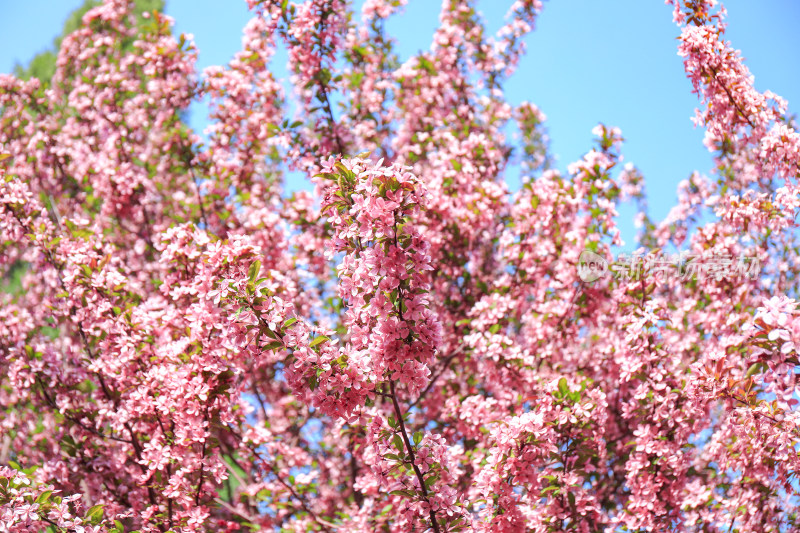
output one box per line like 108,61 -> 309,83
4,0 -> 800,530
83,110 -> 157,254
33,375 -> 132,445
211,277 -> 340,527
721,391 -> 797,434
319,157 -> 449,529
386,213 -> 440,532
0,467 -> 98,533
312,3 -> 345,156
0,176 -> 165,517
277,0 -> 345,155
704,64 -> 756,130
680,3 -> 756,131
223,425 -> 335,532
388,380 -> 441,533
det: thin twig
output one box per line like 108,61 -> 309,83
405,345 -> 465,414
389,380 -> 440,533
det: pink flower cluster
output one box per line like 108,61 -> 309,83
321,157 -> 441,395
0,466 -> 101,533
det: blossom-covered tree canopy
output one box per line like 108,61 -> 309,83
1,0 -> 799,531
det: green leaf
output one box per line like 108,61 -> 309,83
413,431 -> 423,446
282,317 -> 298,329
558,377 -> 569,397
85,504 -> 104,525
262,341 -> 284,351
745,362 -> 767,378
334,161 -> 352,177
309,335 -> 329,348
248,260 -> 261,283
418,56 -> 435,74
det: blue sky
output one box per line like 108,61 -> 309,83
1,0 -> 798,248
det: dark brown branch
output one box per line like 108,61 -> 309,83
706,63 -> 756,130
388,380 -> 440,533
196,405 -> 209,506
34,376 -> 132,445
